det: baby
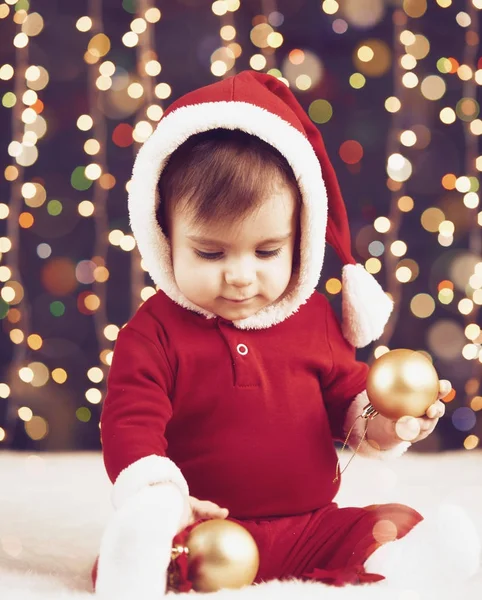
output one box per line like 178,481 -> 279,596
93,71 -> 480,598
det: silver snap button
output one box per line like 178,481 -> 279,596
236,343 -> 248,356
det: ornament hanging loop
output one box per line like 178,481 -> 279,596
333,403 -> 379,483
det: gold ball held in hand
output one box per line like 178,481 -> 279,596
366,349 -> 439,420
178,519 -> 260,593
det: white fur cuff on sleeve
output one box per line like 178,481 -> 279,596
344,391 -> 411,460
112,454 -> 190,510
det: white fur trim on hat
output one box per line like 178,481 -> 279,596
341,263 -> 394,348
344,391 -> 411,459
128,101 -> 327,330
112,454 -> 189,510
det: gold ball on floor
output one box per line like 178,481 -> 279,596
186,519 -> 259,592
367,349 -> 439,420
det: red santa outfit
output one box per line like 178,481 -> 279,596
92,71 -> 479,598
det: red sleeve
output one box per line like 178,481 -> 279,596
100,325 -> 174,484
321,301 -> 369,442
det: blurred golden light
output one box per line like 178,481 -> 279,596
221,25 -> 236,41
411,294 -> 435,318
52,368 -> 67,384
349,73 -> 366,89
131,17 -> 147,34
147,105 -> 163,121
145,8 -> 161,23
84,139 -> 100,155
25,416 -> 48,441
400,130 -> 416,146
212,0 -> 228,16
123,32 -> 139,47
27,334 -> 42,350
109,230 -> 124,246
421,75 -> 446,100
354,39 -> 391,77
86,388 -> 102,404
464,435 -> 479,450
22,12 -> 44,36
76,16 -> 92,32
141,286 -> 157,301
385,97 -> 401,113
145,60 -> 161,76
390,241 -> 407,257
0,64 -> 14,80
396,266 -> 412,283
387,153 -> 412,182
88,368 -> 104,384
18,407 -> 33,422
120,235 -> 136,251
77,115 -> 93,131
85,163 -> 102,180
250,23 -> 273,48
128,82 -> 144,99
456,12 -> 471,27
155,83 -> 171,99
400,54 -> 417,70
365,258 -> 382,274
440,107 -> 456,124
406,34 -> 430,60
250,54 -> 267,70
14,33 -> 29,48
402,72 -> 419,88
400,30 -> 416,45
85,293 -> 101,310
322,0 -> 339,14
459,299 -> 474,315
88,33 -> 111,58
19,367 -> 34,383
464,193 -> 479,209
104,324 -> 119,341
326,278 -> 342,294
465,324 -> 481,340
358,46 -> 374,62
0,384 -> 10,399
79,200 -> 95,217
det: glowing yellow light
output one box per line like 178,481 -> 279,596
456,12 -> 471,27
99,60 -> 115,77
439,220 -> 455,236
365,258 -> 382,274
436,0 -> 452,6
141,287 -> 157,301
268,32 -> 284,48
325,278 -> 342,294
19,367 -> 34,383
14,33 -> 29,48
146,104 -> 163,121
358,46 -> 374,62
250,54 -> 267,70
387,153 -> 412,182
211,60 -> 227,77
400,54 -> 417,70
390,241 -> 408,257
296,74 -> 312,90
458,65 -> 473,81
459,299 -> 474,315
374,216 -> 391,233
221,25 -> 236,41
122,31 -> 139,47
410,294 -> 435,318
77,115 -> 93,131
52,368 -> 67,384
455,176 -> 471,193
385,97 -> 401,113
18,407 -> 33,422
104,324 -> 120,341
25,65 -> 40,81
421,75 -> 446,100
400,30 -> 416,45
145,7 -> 161,23
0,64 -> 14,80
322,0 -> 339,15
0,266 -> 11,282
402,72 -> 419,88
464,192 -> 479,208
226,0 -> 240,10
120,235 -> 136,251
133,121 -> 153,143
109,230 -> 124,246
25,416 -> 48,441
27,334 -> 42,350
131,17 -> 147,34
76,16 -> 92,32
0,204 -> 9,219
212,1 -> 228,16
21,108 -> 37,124
0,237 -> 12,252
1,286 -> 15,303
86,388 -> 102,404
79,200 -> 95,217
462,343 -> 478,359
464,435 -> 479,450
85,163 -> 102,180
476,70 -> 482,85
128,82 -> 144,99
440,107 -> 456,124
0,384 -> 10,398
470,120 -> 482,136
396,266 -> 412,283
154,82 -> 171,99
465,324 -> 481,340
84,139 -> 100,155
145,60 -> 161,76
349,73 -> 366,89
22,90 -> 37,105
400,130 -> 417,147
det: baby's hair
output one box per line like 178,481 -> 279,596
156,128 -> 301,236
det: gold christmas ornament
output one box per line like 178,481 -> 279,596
366,349 -> 439,419
172,519 -> 259,593
334,349 -> 439,481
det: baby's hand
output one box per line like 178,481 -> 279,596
403,379 -> 451,443
184,496 -> 229,527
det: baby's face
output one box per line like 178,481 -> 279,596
168,184 -> 299,321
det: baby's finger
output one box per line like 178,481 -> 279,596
438,379 -> 452,399
194,500 -> 229,519
426,400 -> 445,419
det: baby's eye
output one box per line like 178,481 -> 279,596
256,248 -> 282,258
195,250 -> 223,260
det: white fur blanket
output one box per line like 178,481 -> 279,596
0,451 -> 481,599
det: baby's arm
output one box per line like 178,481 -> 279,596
95,325 -> 189,599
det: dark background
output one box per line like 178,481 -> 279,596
0,0 -> 480,452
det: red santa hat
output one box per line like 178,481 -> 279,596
128,70 -> 393,347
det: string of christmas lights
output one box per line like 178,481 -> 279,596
212,0 -> 241,78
